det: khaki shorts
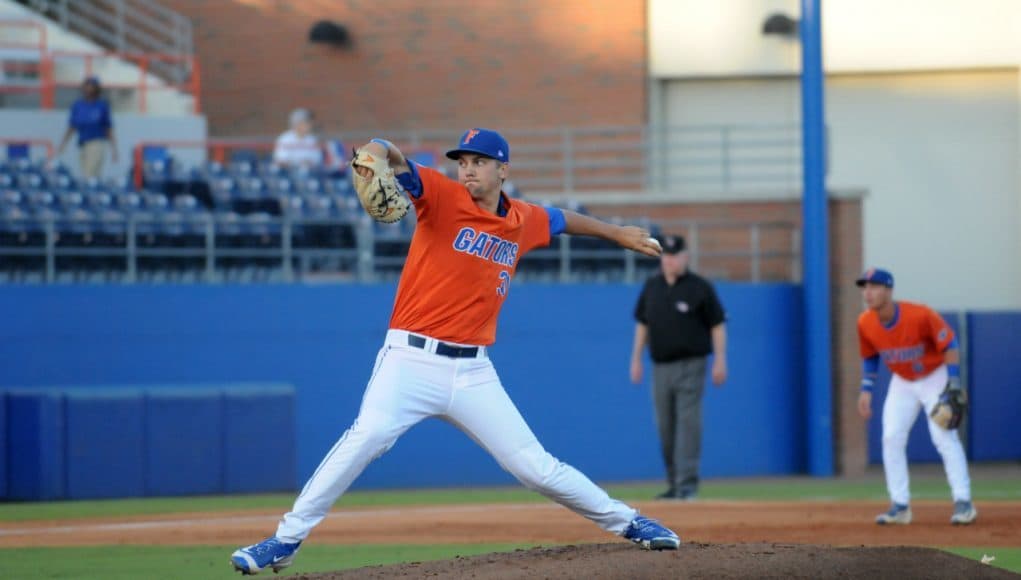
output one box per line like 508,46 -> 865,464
79,139 -> 107,178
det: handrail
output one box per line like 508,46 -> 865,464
0,215 -> 799,284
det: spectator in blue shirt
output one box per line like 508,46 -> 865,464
54,77 -> 117,178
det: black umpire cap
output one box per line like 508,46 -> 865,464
657,234 -> 686,255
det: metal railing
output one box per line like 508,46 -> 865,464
0,216 -> 799,284
332,124 -> 804,198
135,124 -> 804,199
24,0 -> 193,83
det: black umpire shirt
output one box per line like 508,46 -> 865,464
634,271 -> 726,363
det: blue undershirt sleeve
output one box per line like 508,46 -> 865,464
395,161 -> 423,199
861,355 -> 880,392
544,206 -> 566,236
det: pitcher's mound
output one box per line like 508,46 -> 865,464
293,542 -> 1015,579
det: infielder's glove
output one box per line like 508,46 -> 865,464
350,147 -> 410,223
930,381 -> 967,430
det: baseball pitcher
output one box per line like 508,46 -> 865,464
855,268 -> 976,526
230,129 -> 679,575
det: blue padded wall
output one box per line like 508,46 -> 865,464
0,284 -> 804,489
64,390 -> 146,499
968,312 -> 1021,461
0,393 -> 6,498
7,391 -> 66,500
145,390 -> 224,496
223,385 -> 297,493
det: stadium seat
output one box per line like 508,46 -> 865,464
408,149 -> 437,168
6,143 -> 30,160
210,176 -> 238,209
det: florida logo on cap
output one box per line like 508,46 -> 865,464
463,129 -> 480,144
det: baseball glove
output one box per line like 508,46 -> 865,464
350,148 -> 410,223
930,382 -> 967,430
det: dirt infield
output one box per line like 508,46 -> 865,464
293,543 -> 1017,580
1,500 -> 1018,549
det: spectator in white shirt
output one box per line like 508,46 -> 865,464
273,108 -> 323,168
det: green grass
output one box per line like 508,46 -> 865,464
0,543 -> 536,580
2,474 -> 1019,522
946,547 -> 1021,574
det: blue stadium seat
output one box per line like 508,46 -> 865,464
326,177 -> 353,197
298,177 -> 322,195
80,176 -> 104,192
214,211 -> 244,249
57,191 -> 85,210
1,190 -> 23,208
49,173 -> 77,192
16,172 -> 45,190
271,177 -> 294,195
6,143 -> 30,160
205,160 -> 227,177
408,149 -> 437,168
27,190 -> 56,208
228,158 -> 256,177
261,162 -> 286,179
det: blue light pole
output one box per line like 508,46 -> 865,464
801,0 -> 834,475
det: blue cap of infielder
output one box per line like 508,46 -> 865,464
446,128 -> 510,163
856,267 -> 894,288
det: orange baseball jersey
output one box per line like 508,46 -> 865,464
857,301 -> 955,381
388,165 -> 552,345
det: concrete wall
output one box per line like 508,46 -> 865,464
649,0 -> 1021,77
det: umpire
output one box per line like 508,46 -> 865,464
630,234 -> 727,501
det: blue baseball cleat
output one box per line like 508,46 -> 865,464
622,515 -> 681,550
875,503 -> 912,525
231,536 -> 302,575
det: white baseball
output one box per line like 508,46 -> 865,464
647,237 -> 662,251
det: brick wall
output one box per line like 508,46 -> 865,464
162,0 -> 647,137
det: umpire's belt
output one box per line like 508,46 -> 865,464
387,330 -> 487,359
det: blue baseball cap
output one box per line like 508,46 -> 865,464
856,268 -> 894,288
445,128 -> 510,163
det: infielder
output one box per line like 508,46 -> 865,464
231,129 -> 680,575
855,268 -> 976,526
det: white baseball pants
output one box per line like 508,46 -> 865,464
276,329 -> 638,542
881,364 -> 972,505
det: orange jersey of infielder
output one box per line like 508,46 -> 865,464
855,268 -> 976,527
858,301 -> 955,382
231,128 -> 678,575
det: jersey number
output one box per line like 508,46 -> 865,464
497,270 -> 510,296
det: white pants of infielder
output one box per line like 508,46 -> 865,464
882,365 -> 971,505
276,330 -> 637,542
